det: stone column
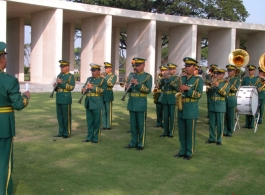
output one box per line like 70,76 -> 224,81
127,20 -> 156,79
208,28 -> 236,69
31,9 -> 63,84
247,32 -> 265,75
155,30 -> 162,80
197,33 -> 202,65
6,18 -> 25,81
168,24 -> 198,73
80,15 -> 112,82
63,22 -> 75,74
0,0 -> 6,42
112,27 -> 120,83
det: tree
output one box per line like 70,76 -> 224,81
24,43 -> 31,67
74,47 -> 81,69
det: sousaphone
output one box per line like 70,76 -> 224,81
259,53 -> 265,72
228,49 -> 249,75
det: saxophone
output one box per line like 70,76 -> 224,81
175,76 -> 183,111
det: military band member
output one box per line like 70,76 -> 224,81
181,67 -> 187,76
205,64 -> 218,118
158,63 -> 179,137
0,41 -> 30,195
258,67 -> 265,124
223,65 -> 240,137
194,65 -> 202,77
124,57 -> 152,150
153,65 -> 167,128
175,57 -> 203,160
101,62 -> 117,130
53,60 -> 75,138
82,64 -> 107,143
241,65 -> 261,128
206,68 -> 230,145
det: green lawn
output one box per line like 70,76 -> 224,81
13,92 -> 265,195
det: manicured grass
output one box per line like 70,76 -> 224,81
13,92 -> 265,195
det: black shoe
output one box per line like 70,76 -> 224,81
102,127 -> 107,130
159,134 -> 168,137
62,136 -> 69,139
82,140 -> 91,142
106,128 -> 111,130
154,125 -> 162,128
124,145 -> 135,149
205,140 -> 215,144
258,122 -> 262,124
92,141 -> 98,143
223,133 -> 228,137
226,134 -> 232,137
243,125 -> 249,128
126,130 -> 131,133
216,142 -> 222,145
53,134 -> 62,137
168,135 -> 174,138
174,154 -> 185,158
136,146 -> 144,151
184,155 -> 192,160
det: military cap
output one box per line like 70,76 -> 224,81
258,67 -> 265,72
183,57 -> 198,65
195,65 -> 201,69
210,64 -> 218,69
166,63 -> 178,69
90,63 -> 101,70
59,60 -> 69,67
159,65 -> 168,70
247,64 -> 256,70
226,64 -> 237,70
104,62 -> 112,68
214,68 -> 226,73
182,67 -> 186,73
0,42 -> 7,55
131,57 -> 146,66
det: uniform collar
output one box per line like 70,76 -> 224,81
138,71 -> 145,75
249,75 -> 255,78
186,74 -> 194,80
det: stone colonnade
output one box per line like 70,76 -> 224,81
1,0 -> 265,84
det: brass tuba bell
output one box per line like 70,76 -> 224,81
228,49 -> 249,69
259,53 -> 265,72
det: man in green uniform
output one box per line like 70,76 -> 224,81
205,64 -> 218,118
258,67 -> 265,124
124,57 -> 152,150
153,65 -> 167,128
241,65 -> 261,128
0,42 -> 30,195
101,62 -> 117,130
53,60 -> 75,138
158,63 -> 179,137
206,68 -> 230,145
223,65 -> 240,137
174,57 -> 203,160
82,64 -> 107,143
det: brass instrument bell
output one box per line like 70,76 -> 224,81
228,49 -> 249,69
259,53 -> 265,72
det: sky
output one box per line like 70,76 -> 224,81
24,0 -> 265,45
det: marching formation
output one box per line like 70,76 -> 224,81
1,38 -> 265,194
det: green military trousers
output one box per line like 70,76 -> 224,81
129,111 -> 146,148
86,109 -> 101,142
56,104 -> 72,137
102,101 -> 112,129
258,99 -> 265,124
224,106 -> 235,136
155,102 -> 163,127
244,115 -> 254,128
177,118 -> 196,157
0,138 -> 13,195
208,112 -> 224,142
162,104 -> 176,137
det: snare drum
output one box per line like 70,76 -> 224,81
236,86 -> 259,115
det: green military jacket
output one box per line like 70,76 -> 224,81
0,70 -> 29,138
205,73 -> 213,95
153,76 -> 163,104
178,75 -> 203,119
158,75 -> 180,105
208,79 -> 230,113
83,76 -> 107,110
258,77 -> 265,100
56,72 -> 75,104
103,73 -> 117,102
242,76 -> 260,87
127,71 -> 152,112
226,76 -> 241,107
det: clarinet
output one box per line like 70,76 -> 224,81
121,73 -> 136,101
78,78 -> 91,104
50,77 -> 59,98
